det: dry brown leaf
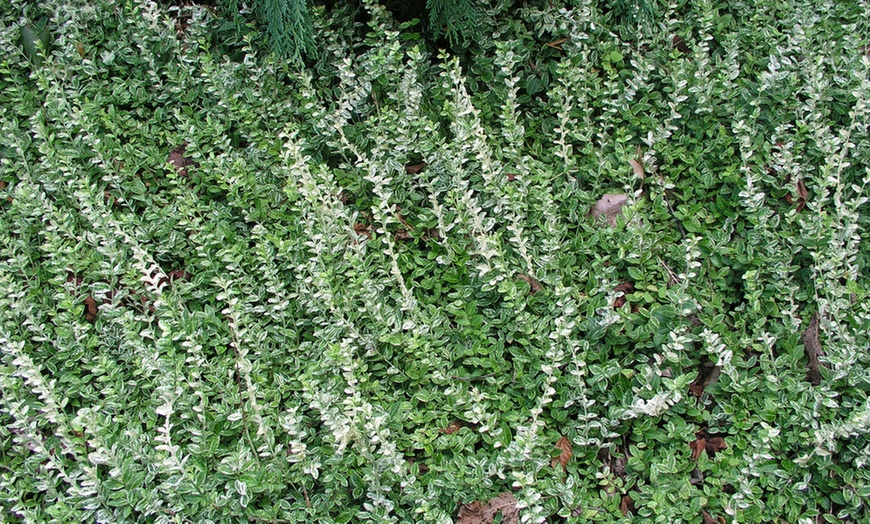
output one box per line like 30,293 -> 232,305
689,358 -> 721,397
517,274 -> 543,294
702,510 -> 725,524
784,175 -> 809,212
546,37 -> 569,50
405,162 -> 427,174
795,178 -> 808,211
353,223 -> 371,239
690,438 -> 706,461
439,420 -> 463,435
83,296 -> 98,323
630,145 -> 645,180
804,312 -> 823,386
705,436 -> 727,457
620,494 -> 635,516
456,492 -> 519,524
673,35 -> 691,53
613,282 -> 634,309
167,270 -> 192,283
589,194 -> 628,227
551,436 -> 573,472
169,144 -> 194,176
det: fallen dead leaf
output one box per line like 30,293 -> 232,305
702,510 -> 726,524
439,420 -> 463,435
546,37 -> 569,50
169,144 -> 195,176
690,437 -> 706,461
784,174 -> 808,212
506,173 -> 518,181
167,270 -> 192,283
517,274 -> 543,294
456,492 -> 519,524
613,282 -> 634,309
353,223 -> 371,239
689,357 -> 721,397
673,35 -> 690,54
692,432 -> 728,461
405,162 -> 427,174
83,295 -> 98,323
589,194 -> 628,227
620,494 -> 635,516
804,312 -> 823,386
66,272 -> 83,286
705,436 -> 726,457
629,145 -> 645,180
551,436 -> 573,472
690,467 -> 704,486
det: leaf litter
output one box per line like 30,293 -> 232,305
517,273 -> 543,294
589,194 -> 629,227
168,143 -> 195,177
551,436 -> 573,472
689,357 -> 721,398
456,492 -> 519,524
629,145 -> 645,180
690,431 -> 727,461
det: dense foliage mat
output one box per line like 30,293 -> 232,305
1,0 -> 869,522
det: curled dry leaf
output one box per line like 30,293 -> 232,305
690,437 -> 706,461
439,420 -> 463,435
546,37 -> 569,50
517,273 -> 542,294
629,145 -> 645,180
613,282 -> 634,309
673,35 -> 691,53
689,357 -> 721,397
169,144 -> 195,176
804,312 -> 823,385
405,162 -> 427,174
551,436 -> 573,472
83,296 -> 98,323
353,223 -> 371,239
167,270 -> 192,283
456,492 -> 519,524
702,511 -> 726,524
620,494 -> 635,516
589,194 -> 628,227
691,433 -> 726,460
784,174 -> 808,212
705,436 -> 726,457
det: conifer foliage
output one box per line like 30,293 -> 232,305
224,0 -> 488,59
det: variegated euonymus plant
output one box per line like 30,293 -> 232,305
0,0 -> 868,522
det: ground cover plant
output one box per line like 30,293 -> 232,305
1,0 -> 869,522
